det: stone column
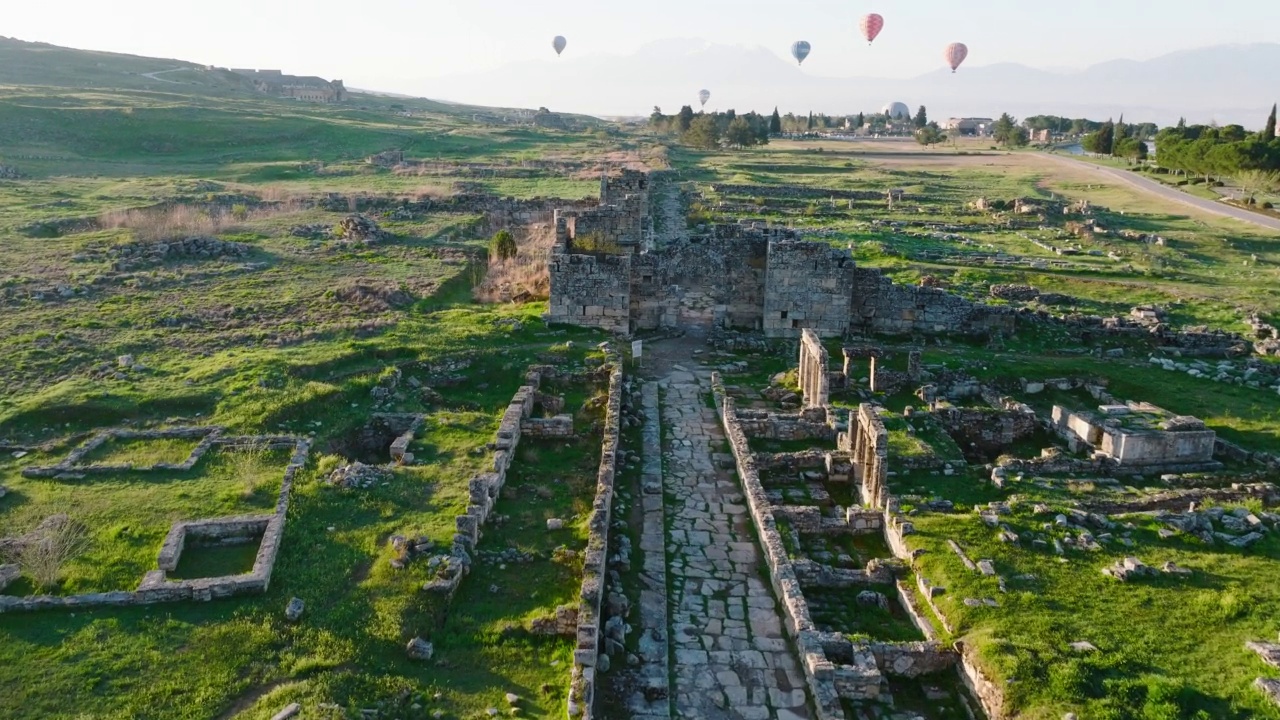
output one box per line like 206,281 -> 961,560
869,357 -> 880,393
907,350 -> 922,381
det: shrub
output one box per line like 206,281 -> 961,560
488,229 -> 517,261
10,515 -> 91,590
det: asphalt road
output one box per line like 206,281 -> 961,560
1042,153 -> 1280,234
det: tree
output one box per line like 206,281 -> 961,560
807,112 -> 814,130
1263,104 -> 1277,141
913,106 -> 928,129
992,113 -> 1028,147
1237,169 -> 1279,204
769,107 -> 782,135
676,105 -> 695,133
1112,114 -> 1126,155
489,229 -> 517,261
915,123 -> 946,147
649,106 -> 665,127
725,117 -> 757,148
855,112 -> 865,129
1083,120 -> 1115,155
684,115 -> 721,149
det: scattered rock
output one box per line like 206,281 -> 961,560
546,518 -> 565,531
405,637 -> 434,661
270,703 -> 301,720
285,597 -> 305,622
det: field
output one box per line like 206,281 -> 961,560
677,136 -> 1280,719
3,35 -> 1280,720
0,45 -> 641,718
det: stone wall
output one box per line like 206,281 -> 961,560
629,235 -> 768,331
568,347 -> 623,718
763,241 -> 855,338
711,375 -> 851,720
521,415 -> 575,439
850,268 -> 1016,336
2,436 -> 311,613
547,248 -> 631,334
936,406 -> 1040,456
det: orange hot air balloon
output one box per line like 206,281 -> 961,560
944,42 -> 969,73
860,14 -> 884,45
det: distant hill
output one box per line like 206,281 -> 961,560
409,39 -> 1280,126
0,36 -> 256,95
0,36 -> 603,126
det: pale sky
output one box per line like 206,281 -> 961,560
7,0 -> 1279,93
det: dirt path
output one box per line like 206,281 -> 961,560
1040,153 -> 1280,233
141,68 -> 185,84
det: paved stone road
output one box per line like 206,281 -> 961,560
659,365 -> 812,720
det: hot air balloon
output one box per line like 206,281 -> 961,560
944,42 -> 968,73
553,36 -> 567,56
859,14 -> 884,45
698,89 -> 711,109
791,41 -> 811,66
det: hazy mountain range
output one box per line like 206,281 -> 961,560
411,39 -> 1280,127
2,35 -> 1275,128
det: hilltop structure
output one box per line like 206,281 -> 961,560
229,69 -> 347,103
548,170 -> 1015,339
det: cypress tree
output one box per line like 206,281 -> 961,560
769,107 -> 782,135
1264,103 -> 1277,140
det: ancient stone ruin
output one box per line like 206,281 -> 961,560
548,170 -> 1015,338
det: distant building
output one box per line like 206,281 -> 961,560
1030,128 -> 1052,143
230,69 -> 347,103
941,117 -> 994,136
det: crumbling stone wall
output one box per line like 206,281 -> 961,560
568,347 -> 623,718
547,249 -> 631,334
629,234 -> 768,330
3,435 -> 311,613
850,268 -> 1016,336
763,241 -> 855,338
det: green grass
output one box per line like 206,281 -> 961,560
907,507 -> 1280,720
78,436 -> 201,466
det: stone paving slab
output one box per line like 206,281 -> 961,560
659,370 -> 813,720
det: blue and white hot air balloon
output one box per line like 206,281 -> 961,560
790,41 -> 811,66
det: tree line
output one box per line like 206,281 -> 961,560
648,106 -> 772,149
1080,115 -> 1150,160
1153,105 -> 1280,180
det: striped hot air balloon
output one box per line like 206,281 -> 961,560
859,14 -> 884,45
944,42 -> 968,73
698,89 -> 711,108
553,36 -> 567,56
791,41 -> 811,66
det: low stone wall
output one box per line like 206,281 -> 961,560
568,347 -> 623,718
957,643 -> 1008,719
736,409 -> 835,442
711,374 -> 849,720
2,436 -> 311,613
755,450 -> 829,472
22,426 -> 224,478
522,415 -> 575,439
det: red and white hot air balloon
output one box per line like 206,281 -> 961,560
944,42 -> 968,73
859,14 -> 884,45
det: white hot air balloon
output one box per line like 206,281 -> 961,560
698,89 -> 711,109
791,41 -> 811,66
553,36 -> 567,56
